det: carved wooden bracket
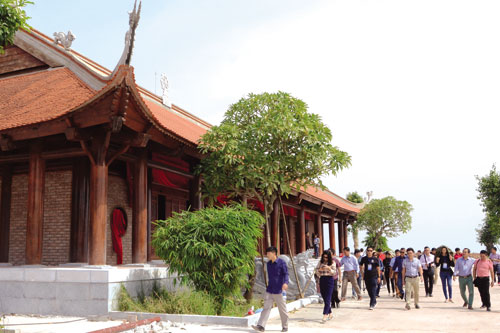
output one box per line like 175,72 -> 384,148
0,135 -> 15,151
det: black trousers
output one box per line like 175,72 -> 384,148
331,278 -> 340,308
384,269 -> 395,294
476,277 -> 491,308
423,268 -> 434,295
365,276 -> 378,307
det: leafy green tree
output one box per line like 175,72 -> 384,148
476,165 -> 500,249
356,196 -> 413,250
0,0 -> 33,54
198,91 -> 351,245
363,232 -> 391,252
152,204 -> 264,314
346,192 -> 363,204
346,191 -> 363,248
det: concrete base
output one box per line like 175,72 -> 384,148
0,264 -> 178,317
109,295 -> 320,327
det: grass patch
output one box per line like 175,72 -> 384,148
118,284 -> 263,317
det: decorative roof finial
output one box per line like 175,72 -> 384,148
160,73 -> 171,107
112,0 -> 142,74
53,30 -> 76,51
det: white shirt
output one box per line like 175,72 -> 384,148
419,253 -> 435,270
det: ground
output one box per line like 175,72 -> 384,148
3,279 -> 500,332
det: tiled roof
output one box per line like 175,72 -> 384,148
143,98 -> 207,145
0,68 -> 95,131
304,187 -> 361,213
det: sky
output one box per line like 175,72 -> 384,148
26,0 -> 500,252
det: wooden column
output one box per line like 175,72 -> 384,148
70,158 -> 90,263
25,144 -> 45,265
316,214 -> 323,254
338,220 -> 344,251
132,149 -> 148,263
189,174 -> 202,211
299,206 -> 306,253
288,216 -> 296,256
147,168 -> 152,262
344,219 -> 349,249
88,132 -> 110,266
271,199 -> 279,254
0,166 -> 12,262
328,218 -> 336,252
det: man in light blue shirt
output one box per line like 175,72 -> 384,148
453,248 -> 475,310
340,247 -> 362,301
402,248 -> 423,310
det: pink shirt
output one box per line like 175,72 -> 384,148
475,259 -> 493,277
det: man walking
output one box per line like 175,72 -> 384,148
352,249 -> 363,298
360,247 -> 381,310
393,248 -> 407,300
402,248 -> 423,310
489,247 -> 500,284
340,247 -> 362,301
453,248 -> 475,310
252,247 -> 289,332
420,246 -> 435,297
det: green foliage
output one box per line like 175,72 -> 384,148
346,191 -> 364,204
356,196 -> 413,250
117,284 -> 263,317
197,91 -> 352,210
0,0 -> 32,53
476,165 -> 500,249
151,204 -> 264,314
363,232 -> 391,252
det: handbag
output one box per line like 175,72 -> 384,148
473,277 -> 479,287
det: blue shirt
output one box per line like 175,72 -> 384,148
454,257 -> 475,277
266,258 -> 289,294
340,255 -> 359,272
393,256 -> 406,273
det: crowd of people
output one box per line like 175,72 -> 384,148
252,245 -> 500,333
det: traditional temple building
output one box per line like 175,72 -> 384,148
0,18 -> 359,315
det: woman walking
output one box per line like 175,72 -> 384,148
473,250 -> 495,311
316,251 -> 337,322
436,247 -> 455,303
313,234 -> 320,258
383,251 -> 395,296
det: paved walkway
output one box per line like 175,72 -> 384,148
4,280 -> 500,332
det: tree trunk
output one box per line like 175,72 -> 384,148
353,228 -> 359,249
264,201 -> 272,247
278,193 -> 303,299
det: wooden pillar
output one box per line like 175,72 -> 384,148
0,166 -> 12,262
70,158 -> 90,263
316,214 -> 323,254
338,220 -> 344,252
299,206 -> 306,253
328,218 -> 336,253
147,167 -> 152,262
25,144 -> 45,265
344,219 -> 349,249
288,216 -> 296,256
189,174 -> 202,211
271,199 -> 279,254
132,149 -> 148,263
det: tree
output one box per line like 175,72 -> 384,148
0,0 -> 33,54
363,232 -> 391,252
198,91 -> 351,244
356,196 -> 413,250
346,192 -> 363,249
152,204 -> 264,314
198,91 -> 352,299
476,165 -> 500,249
